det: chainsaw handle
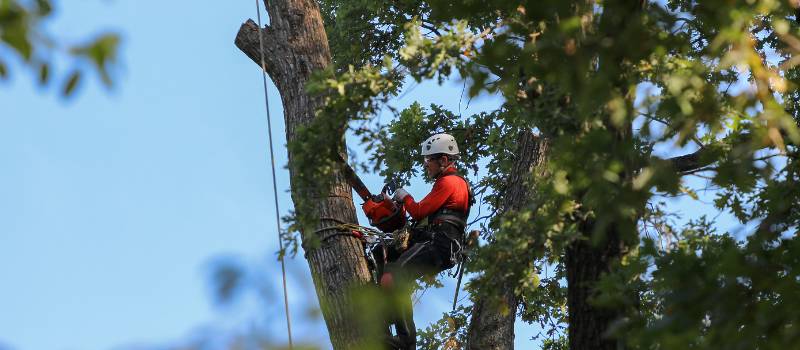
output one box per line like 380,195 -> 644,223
382,180 -> 398,196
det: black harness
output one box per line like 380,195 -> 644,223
429,173 -> 475,232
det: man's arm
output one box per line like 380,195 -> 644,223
402,180 -> 454,220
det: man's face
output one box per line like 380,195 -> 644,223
424,155 -> 445,178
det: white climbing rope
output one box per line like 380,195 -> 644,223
254,0 -> 293,347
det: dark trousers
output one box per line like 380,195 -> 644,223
381,223 -> 463,350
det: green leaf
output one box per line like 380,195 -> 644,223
35,0 -> 52,16
1,24 -> 33,61
62,71 -> 81,97
38,62 -> 49,85
71,34 -> 120,86
0,60 -> 7,79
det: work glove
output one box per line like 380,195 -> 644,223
392,188 -> 410,202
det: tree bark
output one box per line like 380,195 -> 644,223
235,1 -> 372,348
565,224 -> 624,350
564,1 -> 645,348
466,131 -> 549,350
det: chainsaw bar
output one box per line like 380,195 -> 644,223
338,155 -> 376,202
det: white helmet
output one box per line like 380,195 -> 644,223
421,133 -> 459,156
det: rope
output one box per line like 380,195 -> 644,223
452,230 -> 479,311
315,223 -> 384,241
451,259 -> 465,311
254,1 -> 293,347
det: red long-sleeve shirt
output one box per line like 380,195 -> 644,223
402,166 -> 470,221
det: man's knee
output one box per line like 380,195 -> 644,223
380,271 -> 394,289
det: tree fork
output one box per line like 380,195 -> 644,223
235,1 -> 372,348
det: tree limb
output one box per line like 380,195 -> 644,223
420,22 -> 442,37
662,131 -> 796,174
235,19 -> 283,78
667,147 -> 717,174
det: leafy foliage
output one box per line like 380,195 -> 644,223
319,0 -> 432,71
0,0 -> 120,97
416,307 -> 470,350
284,0 -> 800,348
616,217 -> 800,349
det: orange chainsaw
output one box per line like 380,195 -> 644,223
339,157 -> 406,233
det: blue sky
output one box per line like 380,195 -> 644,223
0,1 -> 751,350
1,1 -> 306,349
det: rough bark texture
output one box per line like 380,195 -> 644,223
565,129 -> 631,349
466,131 -> 549,350
235,1 -> 371,348
565,225 -> 624,350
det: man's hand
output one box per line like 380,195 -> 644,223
393,188 -> 410,202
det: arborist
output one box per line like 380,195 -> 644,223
380,133 -> 474,350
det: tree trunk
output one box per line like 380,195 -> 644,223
565,1 -> 644,348
234,1 -> 371,348
565,225 -> 624,350
466,131 -> 549,350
